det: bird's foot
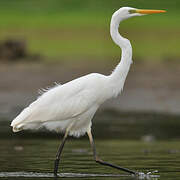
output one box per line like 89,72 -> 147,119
54,173 -> 58,178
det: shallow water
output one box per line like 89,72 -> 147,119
0,111 -> 180,179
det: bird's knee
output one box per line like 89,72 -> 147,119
95,157 -> 102,163
55,158 -> 59,163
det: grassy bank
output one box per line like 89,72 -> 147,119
0,0 -> 179,61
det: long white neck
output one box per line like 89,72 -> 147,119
109,13 -> 133,97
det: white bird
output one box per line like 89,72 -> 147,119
11,7 -> 166,176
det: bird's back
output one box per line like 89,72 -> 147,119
11,73 -> 109,134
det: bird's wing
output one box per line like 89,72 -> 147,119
20,85 -> 98,123
11,73 -> 104,128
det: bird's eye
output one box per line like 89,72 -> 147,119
129,10 -> 136,14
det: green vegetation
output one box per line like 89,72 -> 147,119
0,0 -> 179,61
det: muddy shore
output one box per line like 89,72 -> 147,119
0,60 -> 180,120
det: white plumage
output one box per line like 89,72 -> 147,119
11,7 -> 166,138
11,73 -> 120,137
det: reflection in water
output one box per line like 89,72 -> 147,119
0,111 -> 180,179
0,171 -> 161,180
0,171 -> 129,178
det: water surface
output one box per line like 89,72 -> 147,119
0,111 -> 180,179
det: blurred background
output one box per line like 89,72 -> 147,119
0,0 -> 180,117
0,0 -> 180,179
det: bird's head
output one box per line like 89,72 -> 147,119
113,7 -> 166,21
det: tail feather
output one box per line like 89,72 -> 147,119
11,107 -> 31,132
12,125 -> 24,132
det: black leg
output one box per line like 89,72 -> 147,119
87,130 -> 137,175
54,130 -> 68,177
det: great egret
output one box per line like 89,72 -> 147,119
11,7 -> 166,176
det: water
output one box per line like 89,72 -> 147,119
0,111 -> 180,179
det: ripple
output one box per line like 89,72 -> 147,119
0,171 -> 160,179
0,172 -> 128,178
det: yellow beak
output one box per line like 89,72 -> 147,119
136,9 -> 166,14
